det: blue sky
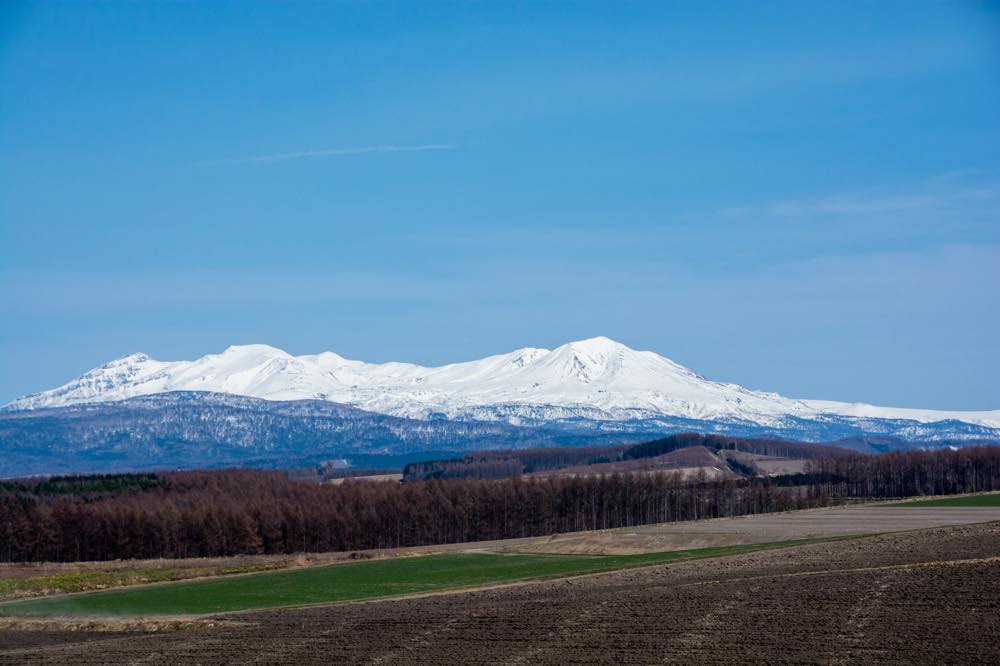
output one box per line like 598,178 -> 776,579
1,1 -> 998,409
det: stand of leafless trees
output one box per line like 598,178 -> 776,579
1,446 -> 998,563
804,446 -> 1000,498
0,471 -> 808,562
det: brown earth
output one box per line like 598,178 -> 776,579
503,505 -> 1000,554
326,473 -> 403,485
753,457 -> 808,474
0,553 -> 349,583
1,521 -> 998,664
530,445 -> 812,480
719,449 -> 809,475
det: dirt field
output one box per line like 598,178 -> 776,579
326,473 -> 402,485
720,449 -> 809,475
2,521 -> 998,664
500,504 -> 1000,554
531,445 -> 736,481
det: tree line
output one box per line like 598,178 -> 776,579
622,432 -> 854,461
404,433 -> 853,481
0,469 -> 810,562
403,444 -> 631,481
804,446 -> 1000,498
1,446 -> 998,563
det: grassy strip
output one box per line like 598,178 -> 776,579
0,536 -> 849,617
886,492 -> 1000,508
0,563 -> 289,603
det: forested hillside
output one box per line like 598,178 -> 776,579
0,392 -> 631,476
403,433 -> 853,481
403,445 -> 631,481
622,432 -> 854,460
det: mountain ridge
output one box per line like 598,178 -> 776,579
3,389 -> 999,477
6,337 -> 999,433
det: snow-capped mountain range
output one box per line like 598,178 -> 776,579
7,337 -> 999,431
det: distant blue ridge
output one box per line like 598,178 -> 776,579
1,391 -> 997,477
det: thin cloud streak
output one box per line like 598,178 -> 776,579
202,143 -> 461,166
717,179 -> 1000,219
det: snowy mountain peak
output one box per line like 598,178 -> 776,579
543,338 -> 628,383
563,335 -> 622,352
5,338 -> 999,430
111,352 -> 152,364
220,344 -> 291,358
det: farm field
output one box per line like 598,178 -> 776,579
4,498 -> 1000,601
502,502 -> 1000,554
888,492 -> 1000,507
1,520 -> 998,664
0,552 -> 380,603
0,539 -> 838,617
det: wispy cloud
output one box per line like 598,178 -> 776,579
201,143 -> 461,166
717,175 -> 1000,220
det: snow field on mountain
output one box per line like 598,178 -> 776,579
7,337 -> 999,429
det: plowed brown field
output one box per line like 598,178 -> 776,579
2,521 -> 998,665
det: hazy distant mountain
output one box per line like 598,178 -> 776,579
0,392 -> 634,477
7,337 -> 999,435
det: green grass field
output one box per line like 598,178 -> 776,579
888,492 -> 1000,508
0,537 -> 843,617
0,563 -> 290,602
